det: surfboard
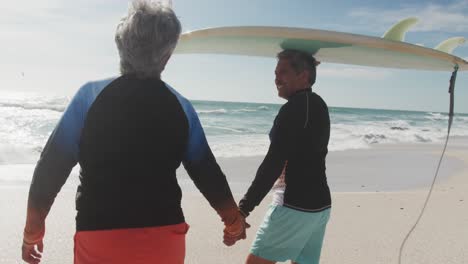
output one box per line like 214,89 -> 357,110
174,18 -> 467,72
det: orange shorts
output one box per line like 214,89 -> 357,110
74,223 -> 189,264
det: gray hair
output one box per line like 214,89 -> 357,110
277,50 -> 318,86
115,0 -> 181,79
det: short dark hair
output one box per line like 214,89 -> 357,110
277,50 -> 317,86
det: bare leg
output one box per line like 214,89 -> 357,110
245,254 -> 276,264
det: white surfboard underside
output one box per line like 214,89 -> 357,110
174,26 -> 468,72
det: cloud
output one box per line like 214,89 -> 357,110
0,1 -> 126,57
0,0 -> 124,96
349,0 -> 468,33
0,1 -> 64,26
1,0 -> 126,30
319,66 -> 391,80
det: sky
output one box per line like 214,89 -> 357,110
1,0 -> 468,113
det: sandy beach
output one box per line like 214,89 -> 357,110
1,137 -> 467,264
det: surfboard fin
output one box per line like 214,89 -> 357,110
382,17 -> 419,42
434,37 -> 466,54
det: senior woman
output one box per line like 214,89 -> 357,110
21,1 -> 246,263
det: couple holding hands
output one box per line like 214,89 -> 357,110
22,1 -> 331,263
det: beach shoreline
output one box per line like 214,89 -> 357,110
1,138 -> 467,263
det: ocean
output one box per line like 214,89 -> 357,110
1,90 -> 468,167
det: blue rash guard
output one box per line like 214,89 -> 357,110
27,75 -> 236,232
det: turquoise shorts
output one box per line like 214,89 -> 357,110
250,205 -> 331,264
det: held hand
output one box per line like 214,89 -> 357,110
223,213 -> 250,246
22,240 -> 43,264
